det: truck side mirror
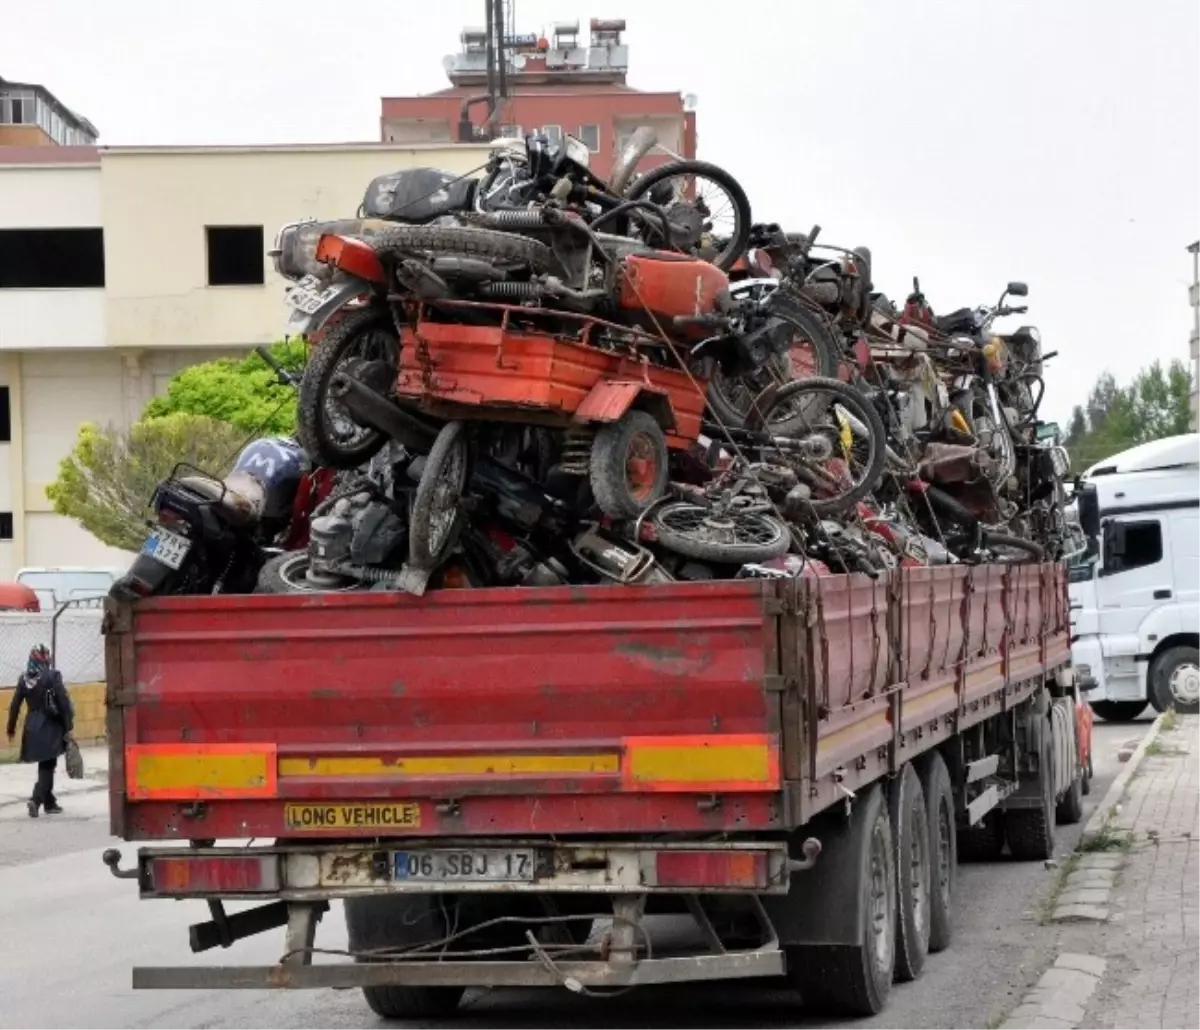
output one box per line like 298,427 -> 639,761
1077,483 -> 1100,539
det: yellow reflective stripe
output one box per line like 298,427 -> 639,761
622,734 -> 779,791
126,744 -> 276,800
278,753 -> 620,778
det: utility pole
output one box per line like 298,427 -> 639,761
1189,241 -> 1199,431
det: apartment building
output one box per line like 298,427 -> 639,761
0,140 -> 492,577
381,17 -> 697,179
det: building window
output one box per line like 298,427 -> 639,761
0,90 -> 35,126
0,387 -> 10,443
0,513 -> 12,541
499,124 -> 523,139
541,124 -> 563,145
0,229 -> 105,288
206,226 -> 265,286
578,124 -> 600,152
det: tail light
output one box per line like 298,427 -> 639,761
315,233 -> 386,285
654,850 -> 769,889
149,855 -> 279,895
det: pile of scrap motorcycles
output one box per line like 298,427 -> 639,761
112,128 -> 1079,603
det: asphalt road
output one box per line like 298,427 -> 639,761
0,716 -> 1150,1030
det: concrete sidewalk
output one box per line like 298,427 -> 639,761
1080,714 -> 1199,1029
0,744 -> 109,818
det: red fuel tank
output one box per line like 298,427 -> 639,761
617,252 -> 730,321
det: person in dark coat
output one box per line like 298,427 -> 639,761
5,644 -> 74,818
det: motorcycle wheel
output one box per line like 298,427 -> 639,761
408,421 -> 470,571
705,302 -> 838,432
624,160 -> 752,272
957,389 -> 1016,488
257,551 -> 359,593
760,376 -> 888,517
297,307 -> 399,470
979,532 -> 1045,564
650,501 -> 792,564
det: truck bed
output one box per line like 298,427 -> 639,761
105,563 -> 1070,842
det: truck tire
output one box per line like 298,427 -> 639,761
1149,645 -> 1200,715
1007,721 -> 1057,861
344,896 -> 465,1019
790,785 -> 896,1016
916,751 -> 956,953
957,811 -> 1005,862
888,764 -> 931,982
1056,768 -> 1084,825
1090,700 -> 1147,723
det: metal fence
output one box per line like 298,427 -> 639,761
0,602 -> 105,686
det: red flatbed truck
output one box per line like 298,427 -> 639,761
101,562 -> 1089,1017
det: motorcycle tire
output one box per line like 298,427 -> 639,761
980,532 -> 1045,564
762,376 -> 888,517
705,300 -> 838,432
297,307 -> 399,470
650,502 -> 792,564
624,160 -> 752,272
408,421 -> 470,571
369,223 -> 560,274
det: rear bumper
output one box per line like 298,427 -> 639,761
132,839 -> 793,900
133,950 -> 786,991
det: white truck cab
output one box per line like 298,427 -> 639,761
1070,434 -> 1199,720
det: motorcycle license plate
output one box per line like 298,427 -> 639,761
393,848 -> 535,884
286,274 -> 340,316
142,528 -> 192,570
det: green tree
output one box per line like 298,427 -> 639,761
1065,359 -> 1193,471
142,341 -> 304,435
45,414 -> 247,551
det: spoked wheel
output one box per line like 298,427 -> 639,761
959,390 -> 1016,488
297,306 -> 400,469
589,411 -> 669,520
624,160 -> 752,272
706,304 -> 838,431
650,501 -> 792,564
409,421 -> 470,570
758,377 -> 887,517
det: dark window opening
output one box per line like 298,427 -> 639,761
0,387 -> 10,443
0,513 -> 12,541
1105,519 -> 1163,574
206,225 -> 265,286
0,228 -> 105,288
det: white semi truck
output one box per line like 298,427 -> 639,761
1070,434 -> 1199,720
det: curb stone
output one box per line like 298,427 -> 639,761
1048,713 -> 1165,924
999,953 -> 1106,1029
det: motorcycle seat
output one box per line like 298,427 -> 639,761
177,474 -> 265,525
934,308 -> 976,334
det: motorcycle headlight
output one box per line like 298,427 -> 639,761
269,219 -> 313,281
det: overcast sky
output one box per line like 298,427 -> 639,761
4,0 -> 1197,424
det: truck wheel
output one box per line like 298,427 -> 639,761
1056,769 -> 1084,825
957,811 -> 1005,862
790,786 -> 896,1015
344,896 -> 465,1019
1149,645 -> 1200,715
888,764 -> 931,982
916,751 -> 956,953
1007,722 -> 1057,861
1090,700 -> 1147,723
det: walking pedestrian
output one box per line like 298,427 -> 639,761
5,644 -> 74,817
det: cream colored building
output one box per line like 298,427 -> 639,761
0,141 -> 492,578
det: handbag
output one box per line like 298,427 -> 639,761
64,735 -> 84,780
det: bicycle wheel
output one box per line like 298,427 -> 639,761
762,377 -> 887,517
650,501 -> 792,564
409,421 -> 470,569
